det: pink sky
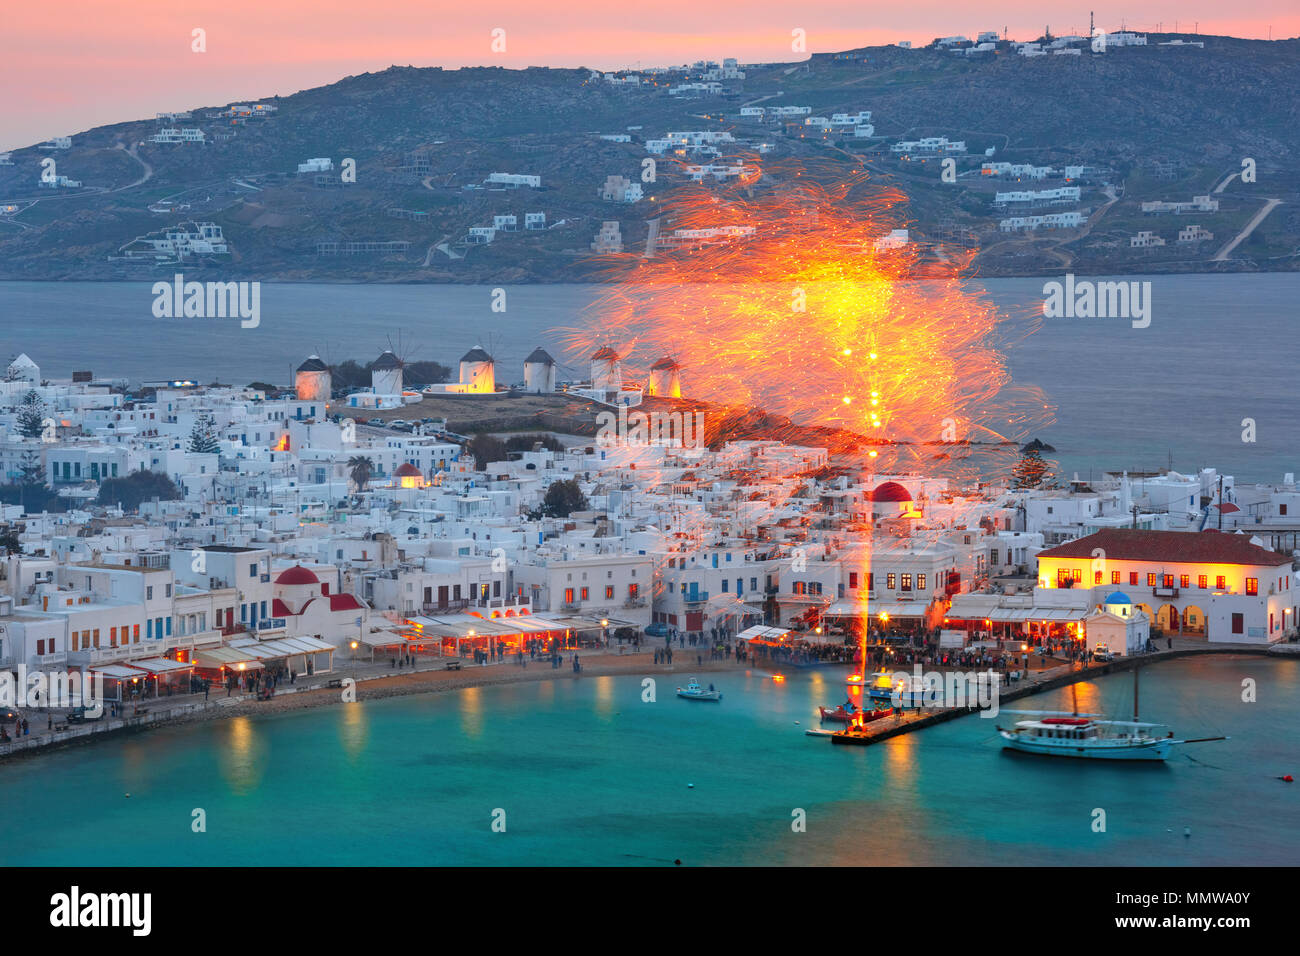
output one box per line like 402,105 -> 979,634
3,0 -> 1297,150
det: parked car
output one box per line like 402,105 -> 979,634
367,418 -> 385,425
67,705 -> 105,723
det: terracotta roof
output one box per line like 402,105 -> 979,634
329,593 -> 364,612
1037,529 -> 1290,567
592,347 -> 619,361
650,356 -> 680,370
393,463 -> 422,477
275,565 -> 320,585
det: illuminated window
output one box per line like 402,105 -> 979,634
1111,570 -> 1120,584
1180,575 -> 1190,589
580,587 -> 589,601
629,583 -> 639,599
1216,575 -> 1226,589
1246,578 -> 1258,596
605,586 -> 614,599
1198,575 -> 1207,588
1094,570 -> 1103,584
901,574 -> 912,592
918,574 -> 926,591
564,588 -> 574,604
887,573 -> 896,590
1147,573 -> 1157,587
1072,569 -> 1081,583
1129,572 -> 1138,586
849,572 -> 858,589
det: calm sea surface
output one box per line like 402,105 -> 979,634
2,274 -> 1296,482
0,656 -> 1294,866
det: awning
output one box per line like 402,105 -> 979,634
359,630 -> 408,647
89,664 -> 150,680
989,607 -> 1089,623
126,657 -> 193,674
739,625 -> 795,643
195,647 -> 266,670
861,602 -> 930,619
824,601 -> 871,617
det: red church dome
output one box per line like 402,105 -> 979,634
275,565 -> 320,585
393,463 -> 423,477
869,481 -> 912,503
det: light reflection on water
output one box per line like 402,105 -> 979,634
0,655 -> 1295,865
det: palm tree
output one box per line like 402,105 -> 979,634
348,456 -> 374,492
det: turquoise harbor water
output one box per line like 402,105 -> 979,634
2,274 -> 1298,481
1,656 -> 1296,866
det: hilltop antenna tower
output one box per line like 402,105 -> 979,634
1090,11 -> 1094,37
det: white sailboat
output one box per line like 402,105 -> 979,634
997,667 -> 1227,762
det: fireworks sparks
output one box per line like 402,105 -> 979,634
569,155 -> 1053,479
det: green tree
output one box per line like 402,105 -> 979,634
403,361 -> 451,386
188,414 -> 221,454
541,479 -> 589,518
0,531 -> 21,554
348,456 -> 374,492
17,449 -> 43,485
95,470 -> 182,511
1012,446 -> 1053,489
16,391 -> 44,439
505,434 -> 564,453
466,433 -> 509,470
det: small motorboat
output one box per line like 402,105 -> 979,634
805,727 -> 837,737
676,678 -> 722,702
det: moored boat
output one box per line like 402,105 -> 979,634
997,668 -> 1226,762
819,702 -> 858,723
676,678 -> 722,702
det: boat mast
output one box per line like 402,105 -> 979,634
1133,666 -> 1140,721
1070,681 -> 1078,717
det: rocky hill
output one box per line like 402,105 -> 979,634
1,34 -> 1297,281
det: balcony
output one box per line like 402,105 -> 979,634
423,598 -> 471,614
1152,586 -> 1180,599
623,597 -> 647,608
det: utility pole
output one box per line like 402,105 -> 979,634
1218,476 -> 1224,530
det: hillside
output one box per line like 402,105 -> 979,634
1,34 -> 1297,281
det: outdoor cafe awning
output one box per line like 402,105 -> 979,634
195,647 -> 266,670
127,657 -> 193,674
89,663 -> 151,680
359,630 -> 408,648
824,601 -> 930,619
738,625 -> 794,643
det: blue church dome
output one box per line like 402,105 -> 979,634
1104,591 -> 1132,605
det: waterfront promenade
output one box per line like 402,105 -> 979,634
0,646 -> 745,759
2,639 -> 1290,759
